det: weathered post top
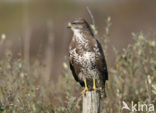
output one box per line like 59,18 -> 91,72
83,91 -> 100,113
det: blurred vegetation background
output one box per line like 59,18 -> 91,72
0,0 -> 156,112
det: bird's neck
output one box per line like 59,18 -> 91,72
73,29 -> 94,40
73,30 -> 84,39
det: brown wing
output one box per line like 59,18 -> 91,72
95,39 -> 108,81
69,62 -> 84,87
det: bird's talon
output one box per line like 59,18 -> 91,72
81,88 -> 88,95
93,87 -> 100,91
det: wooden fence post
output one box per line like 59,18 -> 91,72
83,91 -> 100,113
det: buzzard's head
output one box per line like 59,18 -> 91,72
67,18 -> 93,35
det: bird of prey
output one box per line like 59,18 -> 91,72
67,18 -> 108,95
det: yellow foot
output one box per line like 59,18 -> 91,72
93,87 -> 101,91
93,79 -> 101,91
81,88 -> 88,95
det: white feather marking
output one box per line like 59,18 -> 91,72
69,48 -> 99,78
73,29 -> 89,49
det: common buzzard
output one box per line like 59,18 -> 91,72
67,18 -> 108,95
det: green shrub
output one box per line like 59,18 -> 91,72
102,32 -> 156,113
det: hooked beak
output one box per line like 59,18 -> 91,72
67,22 -> 73,28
